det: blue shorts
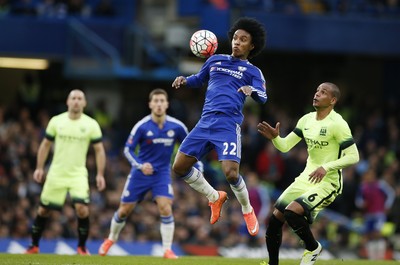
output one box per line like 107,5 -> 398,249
364,212 -> 386,234
120,170 -> 174,203
179,113 -> 241,163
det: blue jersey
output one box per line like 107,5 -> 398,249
186,54 -> 267,125
124,115 -> 188,174
122,115 -> 203,202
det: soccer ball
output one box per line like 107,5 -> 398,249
189,30 -> 218,59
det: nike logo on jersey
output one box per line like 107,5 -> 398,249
215,61 -> 221,65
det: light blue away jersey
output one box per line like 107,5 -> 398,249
124,115 -> 188,173
186,54 -> 268,124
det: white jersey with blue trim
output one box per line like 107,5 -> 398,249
124,115 -> 188,173
186,54 -> 268,125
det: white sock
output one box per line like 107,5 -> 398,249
230,175 -> 252,214
108,212 -> 126,242
183,167 -> 219,202
160,215 -> 174,252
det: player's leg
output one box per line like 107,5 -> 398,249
212,121 -> 257,234
98,202 -> 136,256
173,151 -> 218,199
155,195 -> 177,259
74,202 -> 91,255
284,201 -> 321,264
266,180 -> 307,264
26,179 -> 67,254
285,181 -> 336,264
174,152 -> 215,199
285,201 -> 318,249
70,177 -> 92,255
221,160 -> 258,235
221,161 -> 250,212
265,209 -> 285,265
174,151 -> 226,223
25,206 -> 52,254
173,125 -> 226,223
99,173 -> 142,256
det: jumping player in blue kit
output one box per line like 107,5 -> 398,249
171,17 -> 267,236
99,88 -> 201,259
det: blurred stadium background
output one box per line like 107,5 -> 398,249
0,0 -> 400,261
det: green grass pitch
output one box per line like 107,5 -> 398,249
0,254 -> 398,265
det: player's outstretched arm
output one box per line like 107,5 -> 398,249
257,121 -> 280,140
172,76 -> 187,89
258,122 -> 302,153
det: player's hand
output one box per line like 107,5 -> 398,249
96,175 -> 106,191
237,86 -> 252,96
257,121 -> 280,140
141,162 -> 154,175
33,168 -> 45,183
172,76 -> 187,89
308,166 -> 327,184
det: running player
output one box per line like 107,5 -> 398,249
25,89 -> 106,255
99,88 -> 201,259
171,17 -> 267,236
257,82 -> 359,265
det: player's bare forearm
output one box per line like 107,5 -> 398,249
33,168 -> 45,183
93,142 -> 106,190
36,138 -> 52,169
96,175 -> 106,191
34,139 -> 52,183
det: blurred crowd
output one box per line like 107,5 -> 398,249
0,0 -> 116,18
0,0 -> 399,19
0,79 -> 399,260
232,0 -> 400,17
209,0 -> 400,18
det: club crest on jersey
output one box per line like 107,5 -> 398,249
238,66 -> 247,72
319,127 -> 327,136
167,130 -> 175,137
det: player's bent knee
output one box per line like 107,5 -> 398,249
75,205 -> 89,218
283,209 -> 299,223
266,214 -> 283,238
172,162 -> 193,177
224,169 -> 239,184
37,206 -> 51,217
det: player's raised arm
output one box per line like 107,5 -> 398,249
257,121 -> 280,140
258,121 -> 302,153
172,76 -> 187,89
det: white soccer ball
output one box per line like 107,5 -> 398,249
189,30 -> 218,59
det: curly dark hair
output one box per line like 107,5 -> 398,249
227,17 -> 266,59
